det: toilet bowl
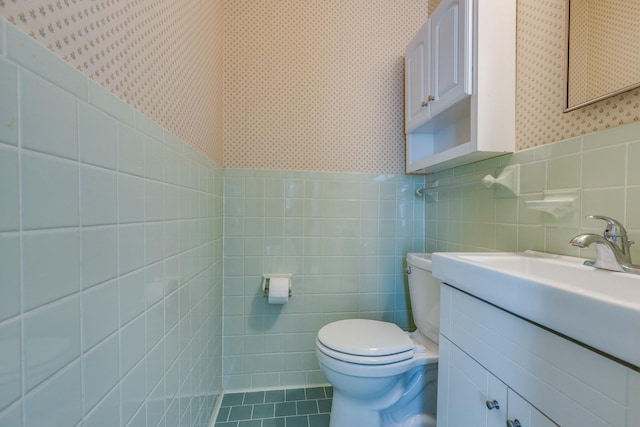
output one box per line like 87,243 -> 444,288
315,253 -> 440,427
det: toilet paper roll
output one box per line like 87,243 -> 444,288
268,277 -> 290,304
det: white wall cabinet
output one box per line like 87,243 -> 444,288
405,0 -> 471,132
438,284 -> 640,427
404,0 -> 516,174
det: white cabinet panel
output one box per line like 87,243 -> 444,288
404,0 -> 474,173
627,371 -> 640,426
405,0 -> 471,135
438,337 -> 559,427
507,389 -> 558,427
438,284 -> 639,427
437,337 -> 506,427
405,21 -> 431,129
430,0 -> 471,117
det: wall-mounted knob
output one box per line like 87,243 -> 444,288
421,101 -> 429,107
506,419 -> 522,427
427,95 -> 435,101
485,400 -> 500,410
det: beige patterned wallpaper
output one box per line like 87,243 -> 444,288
566,0 -> 588,107
584,0 -> 640,101
223,0 -> 429,173
0,0 -> 224,164
2,0 -> 640,172
567,0 -> 640,107
516,0 -> 640,150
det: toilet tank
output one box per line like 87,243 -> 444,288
406,253 -> 440,344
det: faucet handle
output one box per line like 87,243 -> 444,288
585,215 -> 628,241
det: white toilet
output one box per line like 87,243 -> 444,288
315,253 -> 440,427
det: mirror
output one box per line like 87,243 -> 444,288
565,0 -> 640,111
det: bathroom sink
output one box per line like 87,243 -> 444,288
432,250 -> 640,368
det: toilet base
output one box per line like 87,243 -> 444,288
396,413 -> 437,427
327,363 -> 437,427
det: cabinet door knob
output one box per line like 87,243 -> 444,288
485,400 -> 500,410
421,96 -> 436,108
506,419 -> 522,427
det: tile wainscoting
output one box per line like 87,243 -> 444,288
222,169 -> 425,390
0,19 -> 223,427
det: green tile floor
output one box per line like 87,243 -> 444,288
214,387 -> 332,427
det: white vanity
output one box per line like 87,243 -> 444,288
432,251 -> 640,427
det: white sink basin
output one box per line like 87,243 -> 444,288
432,250 -> 640,368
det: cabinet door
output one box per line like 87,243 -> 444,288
437,337 -> 506,427
628,370 -> 640,427
430,0 -> 472,117
507,389 -> 559,427
405,20 -> 431,132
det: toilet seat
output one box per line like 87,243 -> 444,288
316,319 -> 415,365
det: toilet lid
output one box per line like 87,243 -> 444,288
317,319 -> 415,363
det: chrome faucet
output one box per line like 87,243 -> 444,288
569,215 -> 640,274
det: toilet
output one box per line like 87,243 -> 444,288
315,253 -> 440,427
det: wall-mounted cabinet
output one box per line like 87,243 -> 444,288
405,0 -> 471,132
404,0 -> 516,174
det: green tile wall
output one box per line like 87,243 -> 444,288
0,19 -> 223,427
425,121 -> 640,263
222,169 -> 425,390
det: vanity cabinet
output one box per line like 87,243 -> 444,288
437,284 -> 640,427
437,337 -> 507,427
439,338 -> 557,427
404,0 -> 516,174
